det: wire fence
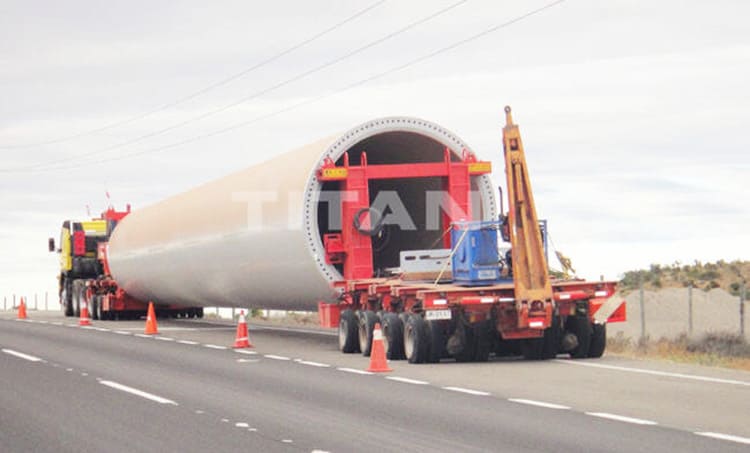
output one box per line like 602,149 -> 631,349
608,284 -> 747,341
2,292 -> 51,312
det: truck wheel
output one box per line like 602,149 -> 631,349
473,321 -> 492,362
404,314 -> 429,364
450,323 -> 476,363
542,316 -> 561,359
62,280 -> 74,317
358,310 -> 377,357
427,320 -> 446,363
90,295 -> 99,320
338,309 -> 360,353
520,337 -> 544,360
381,313 -> 405,360
568,316 -> 592,359
72,280 -> 83,317
587,323 -> 606,358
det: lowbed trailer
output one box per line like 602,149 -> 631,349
319,107 -> 626,362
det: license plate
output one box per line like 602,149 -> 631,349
425,309 -> 452,321
477,269 -> 498,279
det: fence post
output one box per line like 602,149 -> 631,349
639,280 -> 645,341
688,284 -> 693,335
45,292 -> 48,311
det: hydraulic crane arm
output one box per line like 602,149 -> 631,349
502,106 -> 554,329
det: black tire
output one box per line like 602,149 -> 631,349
358,310 -> 377,357
542,316 -> 561,359
404,314 -> 429,364
90,295 -> 99,320
338,309 -> 360,353
62,279 -> 74,317
451,324 -> 476,363
473,321 -> 493,362
520,337 -> 544,360
381,313 -> 405,360
426,320 -> 447,363
72,280 -> 83,318
196,307 -> 204,318
587,323 -> 607,358
568,316 -> 592,359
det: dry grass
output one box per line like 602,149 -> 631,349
607,331 -> 750,371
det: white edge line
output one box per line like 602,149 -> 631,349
134,334 -> 151,338
234,349 -> 257,354
2,348 -> 43,362
99,380 -> 178,405
264,354 -> 291,361
386,376 -> 429,385
442,386 -> 490,396
177,340 -> 199,345
586,412 -> 657,425
694,432 -> 750,445
508,398 -> 570,410
154,337 -> 175,341
337,367 -> 374,375
113,331 -> 131,335
555,359 -> 750,387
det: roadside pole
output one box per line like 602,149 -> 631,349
741,283 -> 746,338
639,280 -> 645,341
688,284 -> 693,336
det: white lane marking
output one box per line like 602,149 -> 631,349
311,450 -> 330,453
154,337 -> 175,341
337,367 -> 374,375
135,334 -> 152,338
264,354 -> 291,361
204,344 -> 227,350
235,422 -> 249,428
282,439 -> 293,444
37,320 -> 49,324
66,324 -> 78,327
195,410 -> 205,414
508,398 -> 570,410
237,358 -> 260,363
585,412 -> 657,425
52,322 -> 63,326
442,386 -> 491,396
248,428 -> 258,432
295,359 -> 330,368
386,376 -> 429,385
2,348 -> 43,362
221,418 -> 229,423
66,368 -> 74,372
234,349 -> 257,355
556,360 -> 750,387
81,372 -> 89,377
93,327 -> 109,332
80,326 -> 95,330
99,380 -> 178,405
113,330 -> 132,335
177,340 -> 199,345
694,432 -> 750,445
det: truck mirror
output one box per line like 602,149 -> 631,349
48,237 -> 55,253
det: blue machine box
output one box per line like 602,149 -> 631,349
450,220 -> 503,286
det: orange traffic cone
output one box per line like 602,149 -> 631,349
367,323 -> 392,372
144,302 -> 159,335
233,310 -> 253,348
79,298 -> 92,326
17,297 -> 27,320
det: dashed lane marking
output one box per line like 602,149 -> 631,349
336,367 -> 374,375
234,349 -> 257,355
134,334 -> 152,338
177,340 -> 199,345
235,422 -> 249,428
2,348 -> 43,362
508,398 -> 570,410
99,380 -> 178,405
154,337 -> 175,341
204,344 -> 228,350
585,412 -> 657,425
294,359 -> 330,368
442,386 -> 491,396
556,359 -> 750,387
386,376 -> 429,385
694,432 -> 750,445
113,331 -> 131,335
264,354 -> 291,361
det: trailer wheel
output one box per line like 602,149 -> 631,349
542,316 -> 561,359
568,316 -> 592,359
587,323 -> 606,358
381,313 -> 405,360
339,309 -> 360,353
404,314 -> 429,364
358,310 -> 377,357
427,319 -> 446,363
520,337 -> 544,360
90,295 -> 99,320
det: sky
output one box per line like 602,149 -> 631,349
1,0 -> 748,305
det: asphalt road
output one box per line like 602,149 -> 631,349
1,311 -> 748,452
